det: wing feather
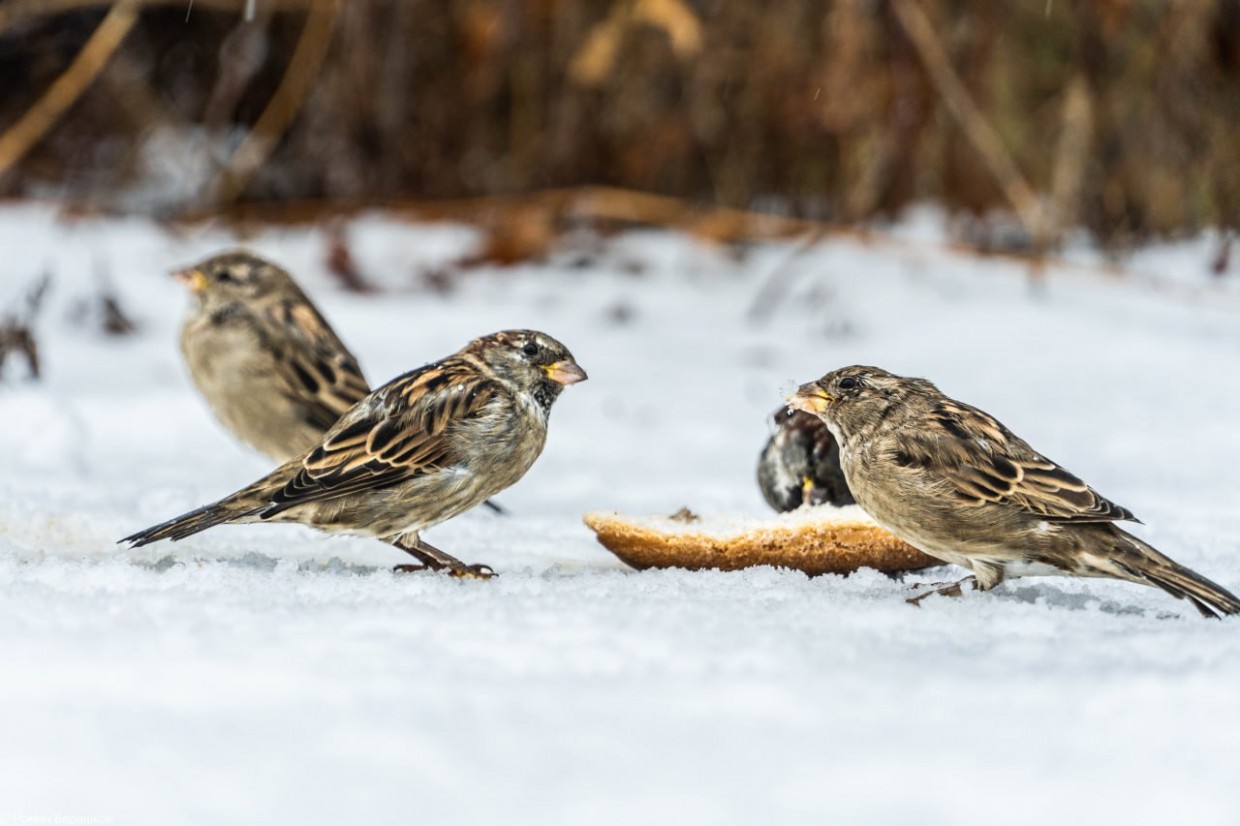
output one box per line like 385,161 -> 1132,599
264,298 -> 370,429
896,400 -> 1139,523
260,360 -> 501,517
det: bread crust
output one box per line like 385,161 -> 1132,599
584,508 -> 939,575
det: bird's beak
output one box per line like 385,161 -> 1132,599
789,382 -> 833,414
173,267 -> 209,293
544,359 -> 588,386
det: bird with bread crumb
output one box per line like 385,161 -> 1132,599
791,365 -> 1240,618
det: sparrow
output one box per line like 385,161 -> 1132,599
174,251 -> 505,514
790,366 -> 1240,618
122,330 -> 587,576
175,251 -> 371,462
757,407 -> 855,512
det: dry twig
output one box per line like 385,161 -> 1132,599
0,0 -> 309,36
0,273 -> 52,380
891,0 -> 1050,249
0,1 -> 140,184
209,0 -> 342,206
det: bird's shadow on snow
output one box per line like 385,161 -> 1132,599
894,572 -> 1183,620
996,583 -> 1180,620
133,552 -> 386,576
127,555 -> 1189,620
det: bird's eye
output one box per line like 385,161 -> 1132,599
216,271 -> 237,284
522,342 -> 539,357
838,377 -> 859,390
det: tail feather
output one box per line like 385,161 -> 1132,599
120,500 -> 255,546
1105,531 -> 1240,619
121,463 -> 301,547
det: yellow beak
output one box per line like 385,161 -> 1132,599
788,382 -> 833,414
174,268 -> 209,293
544,360 -> 588,386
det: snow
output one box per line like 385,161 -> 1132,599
0,203 -> 1238,824
591,504 -> 879,536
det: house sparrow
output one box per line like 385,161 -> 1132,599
122,330 -> 586,576
175,251 -> 371,462
790,366 -> 1240,618
757,407 -> 855,512
175,251 -> 505,514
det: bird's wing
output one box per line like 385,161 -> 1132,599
262,297 -> 371,429
260,360 -> 502,515
892,399 -> 1139,523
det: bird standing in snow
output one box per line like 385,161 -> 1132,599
174,250 -> 505,514
175,251 -> 370,462
123,330 -> 586,577
790,365 -> 1240,617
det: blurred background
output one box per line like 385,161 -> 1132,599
5,5 -> 1240,822
0,0 -> 1237,258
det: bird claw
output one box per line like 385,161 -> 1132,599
905,576 -> 975,607
393,562 -> 496,579
449,564 -> 496,580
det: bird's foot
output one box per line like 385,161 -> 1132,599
447,563 -> 496,580
390,537 -> 496,579
392,561 -> 495,579
906,576 -> 977,607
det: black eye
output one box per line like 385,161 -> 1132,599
216,271 -> 237,283
838,377 -> 859,390
522,342 -> 539,357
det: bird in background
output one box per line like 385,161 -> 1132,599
174,250 -> 505,513
123,330 -> 586,577
757,407 -> 855,512
791,365 -> 1240,618
175,250 -> 370,462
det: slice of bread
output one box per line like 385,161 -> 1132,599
583,505 -> 939,576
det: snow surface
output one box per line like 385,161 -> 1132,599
0,204 -> 1238,825
591,504 -> 880,537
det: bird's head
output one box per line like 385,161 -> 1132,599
173,251 -> 295,311
789,365 -> 927,443
468,330 -> 587,407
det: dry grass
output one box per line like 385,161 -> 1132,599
0,0 -> 1236,246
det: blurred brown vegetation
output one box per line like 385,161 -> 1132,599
0,0 -> 1237,247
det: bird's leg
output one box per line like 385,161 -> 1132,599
906,575 -> 978,606
391,536 -> 495,579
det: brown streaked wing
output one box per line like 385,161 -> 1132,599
266,298 -> 371,429
903,401 -> 1139,523
261,361 -> 501,516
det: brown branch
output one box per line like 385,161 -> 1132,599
0,0 -> 310,37
0,272 -> 52,381
1049,74 -> 1093,241
891,0 -> 1049,248
0,1 -> 140,185
208,0 -> 341,206
166,185 -> 1124,281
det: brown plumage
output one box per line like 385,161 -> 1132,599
175,250 -> 505,514
176,251 -> 370,462
791,365 -> 1240,618
122,330 -> 586,576
756,408 -> 855,512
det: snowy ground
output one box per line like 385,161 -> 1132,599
1,203 -> 1238,824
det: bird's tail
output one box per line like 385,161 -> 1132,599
120,465 -> 297,547
120,500 -> 251,546
1097,529 -> 1240,619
